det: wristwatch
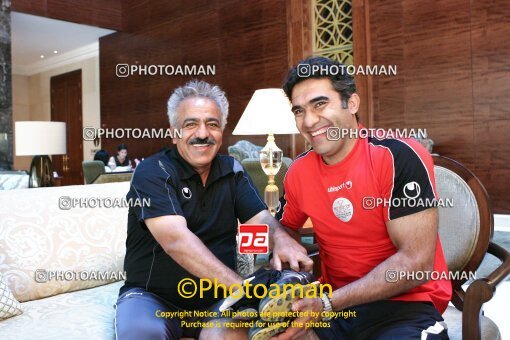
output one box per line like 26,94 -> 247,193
320,293 -> 333,321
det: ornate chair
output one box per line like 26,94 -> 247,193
433,155 -> 509,340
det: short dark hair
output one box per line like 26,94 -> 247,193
93,149 -> 109,166
283,56 -> 359,121
117,144 -> 128,151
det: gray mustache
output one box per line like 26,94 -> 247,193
189,137 -> 215,145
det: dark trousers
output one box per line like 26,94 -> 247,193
114,287 -> 202,340
313,300 -> 449,340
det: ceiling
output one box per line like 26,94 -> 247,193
12,12 -> 115,71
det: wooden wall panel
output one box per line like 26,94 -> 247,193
360,0 -> 510,212
352,0 -> 372,128
122,0 -> 214,33
12,0 -> 122,30
368,0 -> 405,128
285,0 -> 313,157
100,0 -> 293,162
11,0 -> 47,17
471,1 -> 510,213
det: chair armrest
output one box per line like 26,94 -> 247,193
485,241 -> 510,287
461,241 -> 509,340
462,278 -> 493,340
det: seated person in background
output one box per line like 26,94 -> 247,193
273,56 -> 452,339
93,149 -> 111,172
108,144 -> 132,170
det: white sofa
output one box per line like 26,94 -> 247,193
0,182 -> 130,339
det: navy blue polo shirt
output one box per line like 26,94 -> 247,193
122,146 -> 266,310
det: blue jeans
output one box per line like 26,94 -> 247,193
114,287 -> 202,340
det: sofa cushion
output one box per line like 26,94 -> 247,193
0,182 -> 130,302
0,274 -> 22,320
0,280 -> 123,340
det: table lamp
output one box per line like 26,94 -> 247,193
232,89 -> 299,215
15,121 -> 67,187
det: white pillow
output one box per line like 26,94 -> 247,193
0,274 -> 23,320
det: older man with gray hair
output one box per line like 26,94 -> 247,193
114,80 -> 312,339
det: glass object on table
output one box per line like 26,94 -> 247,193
259,134 -> 283,216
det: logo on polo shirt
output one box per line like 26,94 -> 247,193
182,187 -> 192,199
332,197 -> 353,222
327,180 -> 352,193
403,182 -> 420,199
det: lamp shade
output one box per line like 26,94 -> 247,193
232,89 -> 299,135
15,121 -> 67,156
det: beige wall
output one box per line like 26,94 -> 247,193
12,56 -> 101,171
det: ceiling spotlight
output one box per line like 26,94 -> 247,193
40,55 -> 44,59
53,50 -> 58,54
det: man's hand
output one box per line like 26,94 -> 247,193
271,297 -> 323,340
146,215 -> 242,287
271,227 -> 313,272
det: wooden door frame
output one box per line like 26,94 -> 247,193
50,69 -> 84,185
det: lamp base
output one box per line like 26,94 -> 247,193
29,155 -> 54,188
260,134 -> 283,216
264,175 -> 279,216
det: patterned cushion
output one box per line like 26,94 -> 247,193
0,281 -> 122,340
0,274 -> 22,320
0,182 -> 129,302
